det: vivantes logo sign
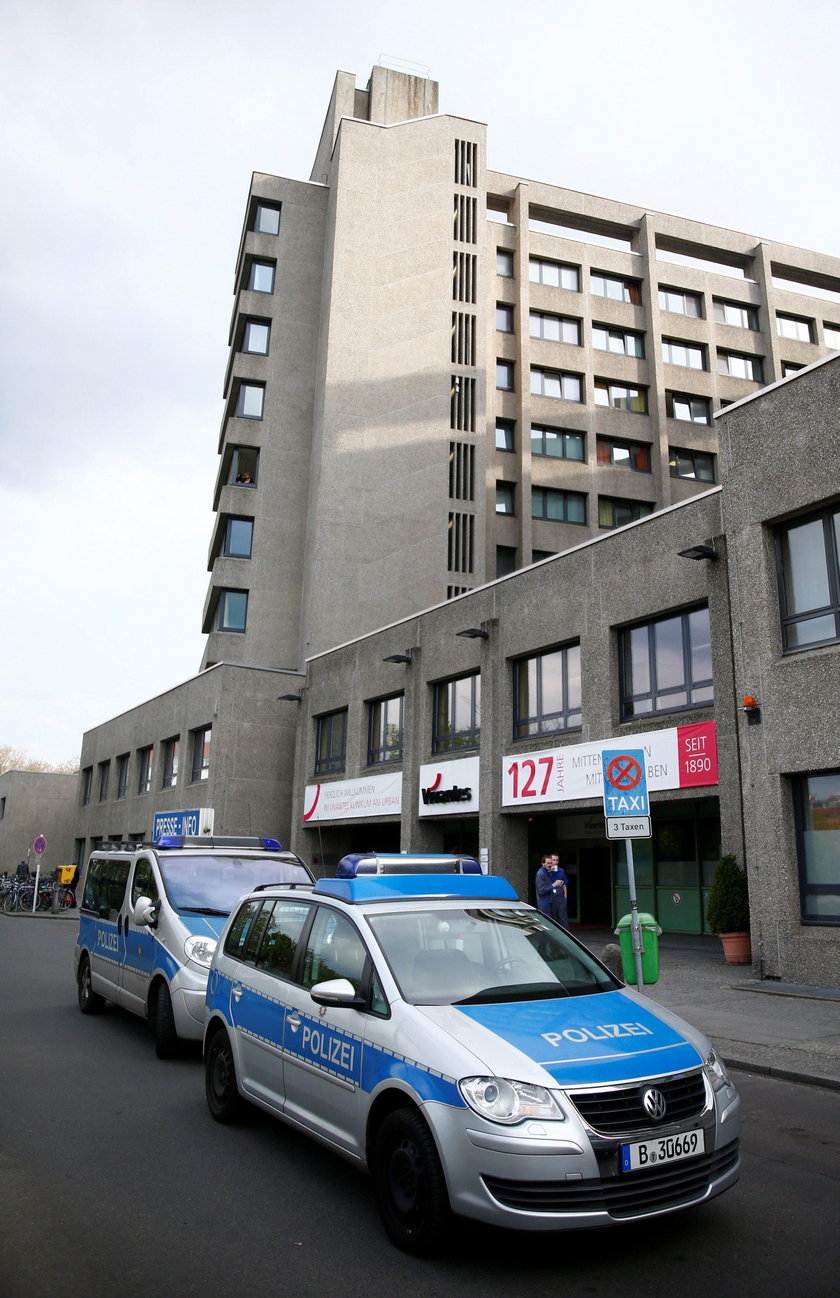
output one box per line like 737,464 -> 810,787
420,781 -> 473,805
418,756 -> 480,817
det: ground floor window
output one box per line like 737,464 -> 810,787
795,771 -> 840,923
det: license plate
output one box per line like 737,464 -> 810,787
621,1128 -> 705,1172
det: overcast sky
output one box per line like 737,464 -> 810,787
2,0 -> 838,766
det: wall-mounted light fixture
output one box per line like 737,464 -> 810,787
383,653 -> 412,664
742,695 -> 761,725
456,627 -> 490,639
678,544 -> 719,561
278,693 -> 302,702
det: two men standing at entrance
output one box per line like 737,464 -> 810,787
535,853 -> 568,928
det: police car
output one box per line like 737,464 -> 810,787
203,863 -> 740,1253
75,835 -> 312,1057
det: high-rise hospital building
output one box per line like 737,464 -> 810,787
201,61 -> 840,673
64,63 -> 840,984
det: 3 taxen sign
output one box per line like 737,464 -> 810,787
601,750 -> 651,840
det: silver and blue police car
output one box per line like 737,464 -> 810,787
75,835 -> 312,1057
203,858 -> 740,1253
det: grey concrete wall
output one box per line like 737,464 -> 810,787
202,174 -> 328,673
76,662 -> 305,853
292,489 -> 725,904
717,355 -> 840,985
0,769 -> 78,872
301,110 -> 488,654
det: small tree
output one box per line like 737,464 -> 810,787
0,745 -> 79,775
706,854 -> 750,934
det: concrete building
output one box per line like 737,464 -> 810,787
0,769 -> 78,874
289,353 -> 840,987
73,64 -> 840,983
201,62 -> 840,673
76,663 -> 304,856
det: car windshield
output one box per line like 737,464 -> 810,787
158,854 -> 311,915
367,906 -> 617,1005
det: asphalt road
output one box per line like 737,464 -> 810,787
1,919 -> 838,1298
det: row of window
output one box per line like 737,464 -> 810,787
499,253 -> 840,345
497,364 -> 744,425
314,500 -> 840,771
497,354 -> 763,403
314,606 -> 712,775
501,306 -> 771,379
81,728 -> 212,805
496,421 -> 715,482
496,483 -> 653,529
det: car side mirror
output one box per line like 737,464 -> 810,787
133,896 -> 159,928
310,977 -> 365,1009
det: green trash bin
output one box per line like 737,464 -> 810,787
614,913 -> 661,985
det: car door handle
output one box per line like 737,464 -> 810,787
231,984 -> 243,1001
287,1013 -> 301,1032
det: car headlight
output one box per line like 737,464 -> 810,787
184,935 -> 217,969
459,1076 -> 566,1125
703,1048 -> 732,1093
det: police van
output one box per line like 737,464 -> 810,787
75,835 -> 312,1057
203,865 -> 740,1253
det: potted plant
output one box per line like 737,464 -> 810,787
706,854 -> 751,964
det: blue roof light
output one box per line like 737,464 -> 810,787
315,874 -> 519,904
261,837 -> 283,851
336,852 -> 482,878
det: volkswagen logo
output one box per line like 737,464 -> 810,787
641,1086 -> 668,1122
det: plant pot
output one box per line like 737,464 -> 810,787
719,932 -> 752,965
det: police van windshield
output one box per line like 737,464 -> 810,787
367,906 -> 617,1005
158,854 -> 311,915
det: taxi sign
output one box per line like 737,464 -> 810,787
601,750 -> 649,817
602,751 -> 651,840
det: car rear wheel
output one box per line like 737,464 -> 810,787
153,981 -> 180,1059
371,1107 -> 450,1255
77,955 -> 106,1014
205,1027 -> 245,1123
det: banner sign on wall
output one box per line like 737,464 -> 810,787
303,771 -> 403,823
418,756 -> 480,818
502,720 -> 717,809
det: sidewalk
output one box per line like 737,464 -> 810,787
584,929 -> 840,1092
5,907 -> 840,1091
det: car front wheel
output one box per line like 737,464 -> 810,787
371,1107 -> 450,1255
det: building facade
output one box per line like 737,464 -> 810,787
0,769 -> 78,874
202,62 -> 840,673
75,663 -> 304,857
70,65 -> 840,984
289,354 -> 840,987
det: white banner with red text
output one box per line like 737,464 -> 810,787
502,721 -> 717,809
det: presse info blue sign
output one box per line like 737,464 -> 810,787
153,809 -> 203,839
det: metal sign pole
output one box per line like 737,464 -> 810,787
32,859 -> 41,912
625,838 -> 645,989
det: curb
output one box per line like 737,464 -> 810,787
0,909 -> 78,920
723,1055 -> 840,1094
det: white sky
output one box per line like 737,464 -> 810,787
2,0 -> 839,766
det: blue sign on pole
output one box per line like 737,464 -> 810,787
601,750 -> 649,817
